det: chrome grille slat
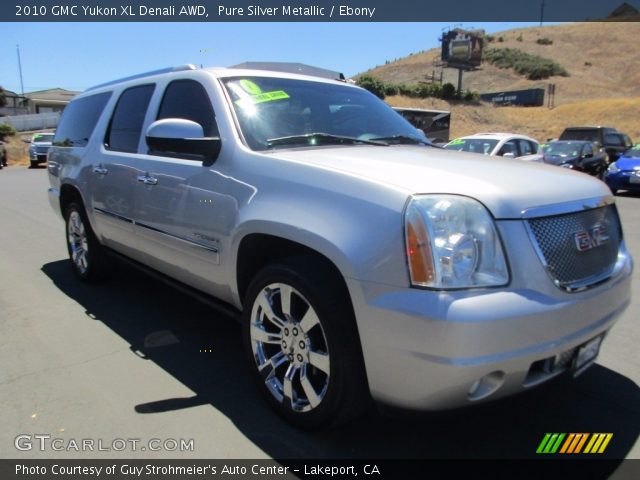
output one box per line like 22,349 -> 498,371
527,205 -> 621,289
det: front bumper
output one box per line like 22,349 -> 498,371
347,221 -> 632,411
605,171 -> 640,191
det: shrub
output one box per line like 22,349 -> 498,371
441,83 -> 457,100
0,123 -> 17,140
536,37 -> 553,45
497,36 -> 504,42
516,34 -> 523,42
356,75 -> 387,99
485,35 -> 495,43
485,48 -> 569,80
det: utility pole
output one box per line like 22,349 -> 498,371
16,44 -> 25,96
540,0 -> 545,26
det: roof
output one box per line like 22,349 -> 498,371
231,62 -> 344,80
24,88 -> 80,102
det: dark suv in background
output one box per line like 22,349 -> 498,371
559,126 -> 633,163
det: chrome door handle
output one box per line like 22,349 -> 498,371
136,175 -> 158,186
93,166 -> 108,175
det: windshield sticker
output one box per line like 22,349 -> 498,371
239,79 -> 263,95
235,90 -> 290,108
449,138 -> 466,145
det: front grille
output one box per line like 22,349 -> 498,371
36,146 -> 50,154
527,205 -> 621,290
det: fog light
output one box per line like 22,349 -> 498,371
468,371 -> 505,401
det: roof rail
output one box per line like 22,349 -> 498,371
86,64 -> 198,91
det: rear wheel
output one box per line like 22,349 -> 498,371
64,202 -> 112,281
242,257 -> 369,429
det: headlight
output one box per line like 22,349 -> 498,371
607,163 -> 620,173
404,195 -> 509,289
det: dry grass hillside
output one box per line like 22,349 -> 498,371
362,22 -> 640,144
364,22 -> 640,103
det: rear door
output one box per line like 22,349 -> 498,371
88,84 -> 155,257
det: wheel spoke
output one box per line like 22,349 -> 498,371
250,323 -> 282,345
279,284 -> 293,319
258,351 -> 288,382
300,365 -> 321,409
308,351 -> 330,375
283,364 -> 298,407
257,291 -> 285,329
299,307 -> 320,333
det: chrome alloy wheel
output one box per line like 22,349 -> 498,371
249,283 -> 331,412
67,210 -> 89,274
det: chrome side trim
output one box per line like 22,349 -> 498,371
93,208 -> 219,253
94,207 -> 134,224
520,196 -> 615,219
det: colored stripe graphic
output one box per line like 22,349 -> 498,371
537,433 -> 613,454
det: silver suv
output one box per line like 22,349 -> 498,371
47,65 -> 632,428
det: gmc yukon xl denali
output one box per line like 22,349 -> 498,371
47,65 -> 632,428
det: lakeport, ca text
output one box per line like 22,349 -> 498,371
15,4 -> 376,19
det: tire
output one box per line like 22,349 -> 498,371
64,202 -> 113,282
242,256 -> 370,429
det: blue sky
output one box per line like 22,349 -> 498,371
1,22 -> 547,93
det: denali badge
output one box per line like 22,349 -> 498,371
574,225 -> 609,252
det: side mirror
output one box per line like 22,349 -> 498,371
146,118 -> 221,166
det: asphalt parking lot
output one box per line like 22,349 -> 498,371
0,166 -> 638,461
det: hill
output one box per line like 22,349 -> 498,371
363,22 -> 640,103
362,22 -> 640,142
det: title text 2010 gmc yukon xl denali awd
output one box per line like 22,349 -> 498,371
47,65 -> 632,428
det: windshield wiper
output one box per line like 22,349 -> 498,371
369,135 -> 438,147
266,133 -> 387,149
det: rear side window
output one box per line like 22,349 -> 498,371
561,129 -> 599,143
53,92 -> 111,147
157,80 -> 218,136
105,84 -> 155,153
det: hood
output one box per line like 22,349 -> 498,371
543,154 -> 579,166
269,145 -> 611,219
615,155 -> 640,171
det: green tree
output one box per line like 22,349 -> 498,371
0,87 -> 6,108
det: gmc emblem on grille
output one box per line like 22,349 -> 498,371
574,225 -> 609,252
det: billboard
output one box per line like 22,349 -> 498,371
441,29 -> 484,69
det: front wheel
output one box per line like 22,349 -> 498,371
64,202 -> 112,281
242,257 -> 369,429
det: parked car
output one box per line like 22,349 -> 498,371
28,132 -> 55,168
558,126 -> 634,163
444,133 -> 543,162
604,144 -> 640,194
0,140 -> 6,169
47,65 -> 631,428
541,140 -> 608,177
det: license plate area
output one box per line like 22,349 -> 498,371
629,176 -> 640,184
572,335 -> 603,377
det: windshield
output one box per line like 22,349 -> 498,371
543,143 -> 581,157
624,147 -> 640,158
444,138 -> 498,155
33,133 -> 55,143
222,76 -> 427,151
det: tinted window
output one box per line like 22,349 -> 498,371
105,84 -> 155,153
53,92 -> 111,147
560,129 -> 600,143
498,140 -> 518,156
517,139 -> 536,156
157,80 -> 217,136
583,143 -> 593,156
604,134 -> 624,147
